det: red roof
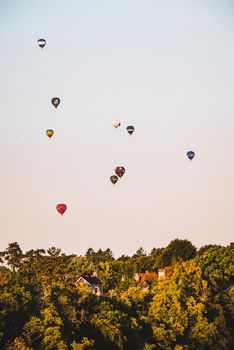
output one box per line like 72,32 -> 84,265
136,272 -> 157,285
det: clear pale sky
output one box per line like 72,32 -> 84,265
1,0 -> 234,257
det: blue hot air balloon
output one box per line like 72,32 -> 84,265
187,151 -> 195,161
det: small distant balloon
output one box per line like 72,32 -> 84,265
110,175 -> 118,185
46,129 -> 54,139
187,151 -> 195,160
112,119 -> 121,129
126,126 -> 135,135
56,203 -> 67,215
115,166 -> 125,178
51,97 -> 60,109
37,39 -> 46,49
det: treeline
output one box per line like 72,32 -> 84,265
0,239 -> 233,349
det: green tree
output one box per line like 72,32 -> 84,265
149,260 -> 232,349
5,337 -> 32,350
47,247 -> 62,257
158,239 -> 196,267
131,248 -> 153,273
150,247 -> 164,270
133,248 -> 147,258
24,307 -> 67,349
196,244 -> 234,291
0,241 -> 233,349
85,248 -> 114,264
120,286 -> 150,317
68,256 -> 95,277
91,301 -> 125,349
71,337 -> 95,349
143,343 -> 156,350
117,259 -> 136,290
0,242 -> 23,272
0,282 -> 32,347
23,316 -> 43,348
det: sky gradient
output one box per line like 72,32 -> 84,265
1,0 -> 234,257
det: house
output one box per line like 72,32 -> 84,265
134,271 -> 158,290
76,273 -> 104,296
158,267 -> 171,278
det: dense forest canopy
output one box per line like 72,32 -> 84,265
0,239 -> 233,349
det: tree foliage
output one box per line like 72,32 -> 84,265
0,240 -> 233,349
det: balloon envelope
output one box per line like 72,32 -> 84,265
37,39 -> 46,49
126,125 -> 135,135
115,166 -> 125,178
110,175 -> 118,185
187,151 -> 195,160
56,204 -> 67,215
112,119 -> 121,128
51,97 -> 60,108
46,129 -> 54,138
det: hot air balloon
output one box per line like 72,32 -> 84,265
51,97 -> 60,109
37,39 -> 46,49
56,203 -> 67,215
46,129 -> 54,139
112,119 -> 121,129
187,151 -> 195,161
126,125 -> 135,135
110,175 -> 118,185
115,166 -> 125,178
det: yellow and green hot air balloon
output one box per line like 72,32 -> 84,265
46,129 -> 54,139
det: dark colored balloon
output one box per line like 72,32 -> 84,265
56,203 -> 67,215
126,125 -> 135,135
187,151 -> 195,160
51,97 -> 60,108
37,39 -> 46,49
115,166 -> 125,178
110,175 -> 118,185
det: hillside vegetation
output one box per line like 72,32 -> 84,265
0,239 -> 233,349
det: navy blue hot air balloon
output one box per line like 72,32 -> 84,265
187,151 -> 195,161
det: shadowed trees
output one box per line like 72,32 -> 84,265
0,241 -> 233,349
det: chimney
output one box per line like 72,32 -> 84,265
134,273 -> 139,281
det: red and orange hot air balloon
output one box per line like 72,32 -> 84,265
56,203 -> 67,215
115,166 -> 125,178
